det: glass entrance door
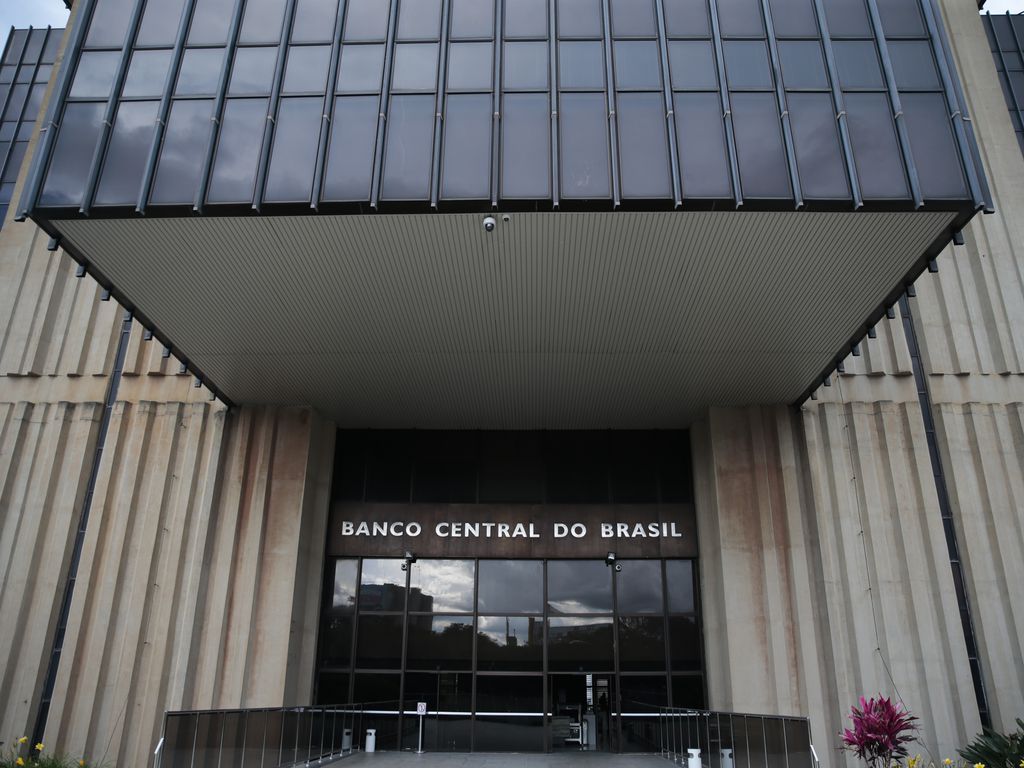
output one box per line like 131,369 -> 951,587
549,674 -> 617,751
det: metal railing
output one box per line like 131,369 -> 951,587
154,704 -> 371,768
658,708 -> 819,768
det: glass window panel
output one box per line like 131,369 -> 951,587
24,84 -> 45,122
617,560 -> 664,612
364,431 -> 413,501
617,92 -> 672,198
138,0 -> 189,46
613,40 -> 662,90
501,92 -> 550,198
441,93 -> 491,199
292,0 -> 340,42
611,0 -> 657,37
240,0 -> 288,44
716,0 -> 764,36
888,41 -> 940,90
548,617 -> 614,670
229,47 -> 278,95
902,92 -> 967,198
403,671 -> 473,712
207,97 -> 268,203
669,615 -> 702,669
504,42 -> 549,89
0,68 -> 12,85
409,560 -> 475,612
95,100 -> 158,206
151,98 -> 213,204
330,559 -> 359,613
876,0 -> 925,36
189,0 -> 235,45
381,94 -> 434,198
610,435 -> 659,503
359,559 -> 407,610
477,616 -> 543,670
723,40 -> 772,90
406,616 -> 474,669
123,50 -> 173,98
475,683 -> 543,750
559,41 -> 605,89
767,0 -> 819,36
39,102 -> 104,207
451,0 -> 494,39
3,85 -> 28,122
548,560 -> 612,613
16,65 -> 34,84
85,0 -> 133,48
42,31 -> 62,63
34,64 -> 53,83
69,51 -> 120,100
24,29 -> 46,63
316,672 -> 350,704
320,614 -> 355,667
477,675 -> 542,712
655,428 -> 690,501
0,123 -> 13,141
545,432 -> 609,501
337,44 -> 386,92
265,96 -> 321,201
447,42 -> 493,90
283,45 -> 331,92
353,672 -> 401,703
478,560 -> 543,613
558,0 -> 604,38
665,560 -> 695,612
731,92 -> 791,198
505,0 -> 548,38
664,0 -> 711,36
176,48 -> 226,96
668,40 -> 717,90
672,675 -> 705,707
345,0 -> 392,41
788,92 -> 850,199
844,91 -> 909,198
822,0 -> 871,37
398,0 -> 442,40
1,142 -> 26,184
674,92 -> 731,197
833,40 -> 883,89
411,432 -> 477,501
5,30 -> 28,63
392,43 -> 439,90
356,615 -> 404,668
778,41 -> 828,90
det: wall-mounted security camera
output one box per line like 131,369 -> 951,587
606,552 -> 620,570
483,216 -> 496,232
401,551 -> 417,571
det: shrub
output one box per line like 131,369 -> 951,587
841,696 -> 919,768
958,718 -> 1024,768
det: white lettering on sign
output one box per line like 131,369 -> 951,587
338,520 -> 683,540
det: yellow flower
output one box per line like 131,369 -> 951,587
974,763 -> 985,768
79,760 -> 86,767
35,742 -> 44,752
17,736 -> 28,744
15,758 -> 24,767
909,755 -> 921,768
944,760 -> 952,766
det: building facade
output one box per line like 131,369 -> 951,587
0,0 -> 1022,766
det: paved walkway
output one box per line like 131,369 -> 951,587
335,752 -> 666,768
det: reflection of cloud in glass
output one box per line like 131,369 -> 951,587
410,560 -> 475,612
665,560 -> 695,613
616,560 -> 663,613
332,559 -> 358,611
478,616 -> 541,647
478,561 -> 543,613
361,558 -> 405,587
547,561 -> 612,614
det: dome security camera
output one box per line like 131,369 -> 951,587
483,216 -> 496,232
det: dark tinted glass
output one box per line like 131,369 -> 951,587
617,92 -> 672,198
189,0 -> 235,45
664,0 -> 710,37
316,672 -> 350,703
844,91 -> 909,198
337,44 -> 386,92
207,98 -> 268,203
477,616 -> 543,670
229,47 -> 278,95
668,41 -> 717,90
265,96 -> 321,201
668,615 -> 701,669
2,143 -> 26,184
619,617 -> 667,670
731,92 -> 791,197
558,0 -> 604,38
392,43 -> 439,90
282,45 -> 332,92
672,674 -> 705,707
559,92 -> 610,198
397,0 -> 443,40
477,675 -> 542,712
768,0 -> 819,36
559,41 -> 605,89
876,0 -> 924,36
724,41 -> 772,90
356,615 -> 404,667
477,560 -> 543,613
123,50 -> 172,98
478,432 -> 546,500
451,0 -> 494,38
447,43 -> 493,90
778,41 -> 828,89
674,92 -> 731,197
902,92 -> 967,198
353,672 -> 400,703
505,0 -> 548,38
85,0 -> 133,48
409,560 -> 475,612
69,51 -> 119,100
40,102 -> 104,206
833,41 -> 883,89
292,0 -> 340,42
617,560 -> 664,612
137,0 -> 189,46
441,93 -> 491,198
382,94 -> 435,198
320,614 -> 355,666
611,0 -> 657,36
609,434 -> 659,502
665,560 -> 695,612
240,0 -> 288,44
406,616 -> 474,669
888,41 -> 940,90
364,432 -> 413,501
331,559 -> 359,612
176,48 -> 225,96
613,41 -> 662,90
151,99 -> 213,204
548,617 -> 614,670
788,92 -> 850,198
95,101 -> 158,206
323,102 -> 378,199
0,85 -> 24,120
716,0 -> 764,37
545,432 -> 609,501
359,559 -> 407,610
548,560 -> 612,613
504,42 -> 549,89
822,0 -> 871,37
345,0 -> 393,40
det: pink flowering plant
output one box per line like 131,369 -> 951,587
841,696 -> 919,768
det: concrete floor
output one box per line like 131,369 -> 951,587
333,752 -> 667,768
